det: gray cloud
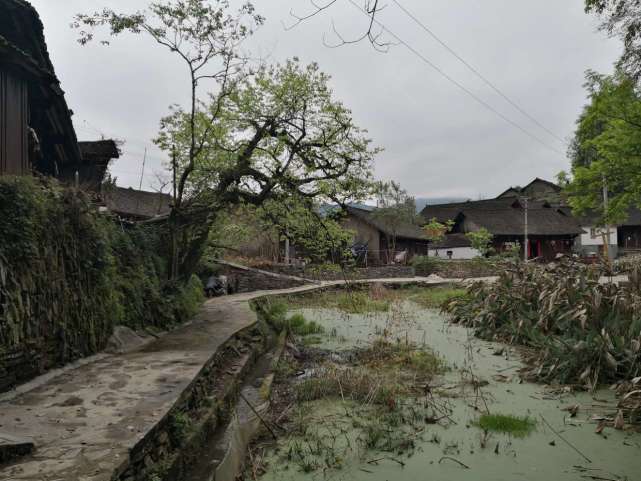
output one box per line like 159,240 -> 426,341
31,0 -> 621,198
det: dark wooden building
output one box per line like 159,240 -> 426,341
0,0 -> 122,190
0,0 -> 82,176
342,206 -> 430,264
421,197 -> 584,261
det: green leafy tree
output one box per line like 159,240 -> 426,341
74,0 -> 264,279
371,181 -> 418,261
565,71 -> 641,227
75,4 -> 377,280
155,60 -> 377,277
422,218 -> 454,254
465,228 -> 494,257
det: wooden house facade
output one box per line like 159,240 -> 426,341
0,0 -> 120,186
342,206 -> 430,265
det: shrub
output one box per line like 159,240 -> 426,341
411,255 -> 439,275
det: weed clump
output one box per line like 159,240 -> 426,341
295,365 -> 407,405
357,338 -> 446,378
404,286 -> 468,309
336,291 -> 390,313
476,413 -> 536,438
287,313 -> 324,335
285,285 -> 394,314
255,299 -> 325,336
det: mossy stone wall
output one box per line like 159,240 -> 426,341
0,177 -> 203,391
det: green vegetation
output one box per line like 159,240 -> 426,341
0,177 -> 203,384
285,286 -> 393,314
357,338 -> 446,377
422,218 -> 454,245
476,413 -> 536,438
335,291 -> 390,313
444,259 -> 641,388
465,228 -> 494,257
411,255 -> 439,274
255,299 -> 324,335
287,314 -> 325,336
403,286 -> 468,309
169,411 -> 193,443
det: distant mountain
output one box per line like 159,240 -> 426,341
415,197 -> 468,212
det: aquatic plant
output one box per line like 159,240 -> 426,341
402,285 -> 468,309
284,285 -> 394,314
357,338 -> 446,378
443,258 -> 641,388
287,313 -> 324,336
476,413 -> 536,438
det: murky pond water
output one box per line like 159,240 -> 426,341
257,299 -> 640,481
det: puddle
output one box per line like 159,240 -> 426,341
255,299 -> 640,481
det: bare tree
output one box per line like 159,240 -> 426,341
284,0 -> 391,51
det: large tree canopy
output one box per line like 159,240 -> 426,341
154,59 -> 377,276
75,1 -> 377,279
565,70 -> 641,224
156,60 -> 376,210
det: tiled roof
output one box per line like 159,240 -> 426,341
422,198 -> 584,237
104,187 -> 171,220
346,206 -> 428,241
432,233 -> 472,249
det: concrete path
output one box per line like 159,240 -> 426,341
0,276 -> 474,481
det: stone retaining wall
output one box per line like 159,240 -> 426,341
258,264 -> 416,281
416,260 -> 500,279
215,261 -> 309,293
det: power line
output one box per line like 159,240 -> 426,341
346,0 -> 565,157
391,0 -> 566,145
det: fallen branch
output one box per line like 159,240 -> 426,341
540,414 -> 592,463
240,392 -> 277,440
438,456 -> 470,469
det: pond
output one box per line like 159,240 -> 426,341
249,286 -> 640,481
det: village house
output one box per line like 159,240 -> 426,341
342,205 -> 430,265
0,0 -> 172,227
429,233 -> 480,259
421,197 -> 583,261
498,177 -> 641,259
0,0 -> 122,186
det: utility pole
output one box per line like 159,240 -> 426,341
135,147 -> 148,215
523,197 -> 529,262
602,175 -> 611,261
172,145 -> 177,204
138,147 -> 147,191
284,230 -> 290,265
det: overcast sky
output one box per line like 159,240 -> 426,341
30,0 -> 621,199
